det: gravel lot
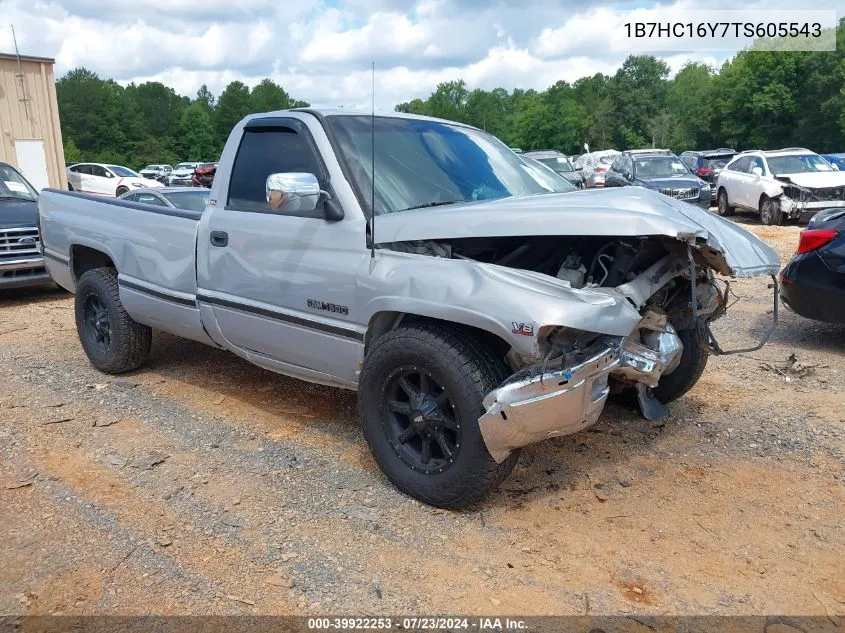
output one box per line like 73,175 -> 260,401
1,221 -> 843,618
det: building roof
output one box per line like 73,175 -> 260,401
0,52 -> 56,64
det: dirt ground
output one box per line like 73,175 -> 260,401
1,219 -> 843,620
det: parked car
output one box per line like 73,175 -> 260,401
716,148 -> 845,225
139,164 -> 173,183
822,153 -> 845,171
521,156 -> 579,193
605,150 -> 711,209
119,187 -> 210,212
38,109 -> 779,509
192,163 -> 217,188
168,162 -> 201,186
780,208 -> 844,323
67,163 -> 163,197
0,162 -> 51,289
523,150 -> 585,189
573,149 -> 620,188
680,149 -> 737,203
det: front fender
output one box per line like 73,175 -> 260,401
361,251 -> 643,362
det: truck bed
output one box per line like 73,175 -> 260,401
39,189 -> 214,345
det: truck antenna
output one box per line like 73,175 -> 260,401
370,61 -> 376,259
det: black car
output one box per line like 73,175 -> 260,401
780,208 -> 845,324
680,148 -> 736,202
605,150 -> 711,209
523,150 -> 586,189
0,162 -> 51,289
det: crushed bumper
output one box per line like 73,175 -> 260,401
780,197 -> 845,221
479,340 -> 621,462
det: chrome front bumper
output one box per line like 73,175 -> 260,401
479,341 -> 621,463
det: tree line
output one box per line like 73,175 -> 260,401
57,70 -> 309,169
58,19 -> 845,170
397,20 -> 845,155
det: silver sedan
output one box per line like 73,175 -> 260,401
119,186 -> 210,212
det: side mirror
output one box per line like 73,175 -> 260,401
266,172 -> 341,219
575,165 -> 583,171
751,166 -> 763,177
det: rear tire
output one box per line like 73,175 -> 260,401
74,268 -> 152,374
358,323 -> 519,509
716,189 -> 735,217
67,182 -> 74,191
759,196 -> 783,226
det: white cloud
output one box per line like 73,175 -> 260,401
2,0 -> 839,110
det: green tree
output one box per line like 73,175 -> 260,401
667,63 -> 715,150
196,84 -> 216,112
179,102 -> 217,162
63,138 -> 82,163
609,55 -> 670,148
215,81 -> 252,145
249,78 -> 291,112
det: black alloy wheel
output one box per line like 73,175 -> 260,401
382,366 -> 461,474
82,293 -> 111,354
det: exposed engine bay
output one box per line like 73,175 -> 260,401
387,234 -> 735,453
390,233 -> 726,336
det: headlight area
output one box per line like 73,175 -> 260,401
480,308 -> 698,461
480,331 -> 623,463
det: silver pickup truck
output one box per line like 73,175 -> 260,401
39,110 -> 780,508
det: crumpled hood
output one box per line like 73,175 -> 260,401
375,187 -> 780,278
777,171 -> 845,189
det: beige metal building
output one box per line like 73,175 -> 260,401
0,52 -> 65,191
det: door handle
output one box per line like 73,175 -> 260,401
210,231 -> 229,247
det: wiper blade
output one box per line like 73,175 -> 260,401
399,200 -> 464,212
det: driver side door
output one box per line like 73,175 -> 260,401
197,116 -> 368,386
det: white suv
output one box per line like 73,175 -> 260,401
716,148 -> 845,225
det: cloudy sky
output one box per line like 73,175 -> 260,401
1,0 -> 840,110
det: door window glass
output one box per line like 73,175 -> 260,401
228,126 -> 323,215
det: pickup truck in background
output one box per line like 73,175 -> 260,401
1,161 -> 52,290
38,110 -> 781,509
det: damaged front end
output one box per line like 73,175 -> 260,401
372,189 -> 781,463
474,242 -> 776,463
777,180 -> 845,221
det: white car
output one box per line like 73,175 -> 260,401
168,162 -> 201,186
716,148 -> 845,225
67,163 -> 164,197
573,149 -> 621,188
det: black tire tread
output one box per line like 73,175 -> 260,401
359,322 -> 518,509
717,188 -> 735,217
651,326 -> 709,403
759,195 -> 783,226
75,267 -> 152,374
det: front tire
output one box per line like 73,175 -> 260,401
651,326 -> 709,403
115,186 -> 129,197
359,323 -> 519,509
74,268 -> 152,374
716,189 -> 735,217
759,196 -> 783,226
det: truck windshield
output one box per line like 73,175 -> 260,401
328,115 -> 549,215
0,163 -> 37,202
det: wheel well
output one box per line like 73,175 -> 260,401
71,245 -> 115,282
758,193 -> 776,210
365,312 -> 512,360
